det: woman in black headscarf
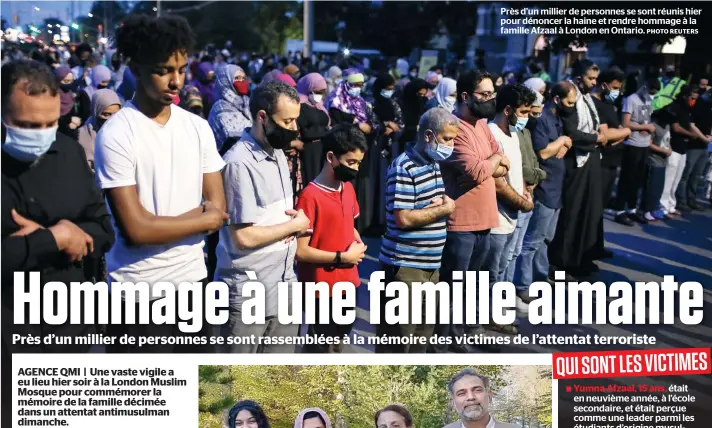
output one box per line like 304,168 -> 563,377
370,73 -> 405,229
227,400 -> 270,428
401,78 -> 431,148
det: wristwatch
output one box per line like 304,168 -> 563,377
335,251 -> 342,264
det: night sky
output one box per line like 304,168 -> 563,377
1,1 -> 124,27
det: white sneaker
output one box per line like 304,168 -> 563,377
515,296 -> 529,315
644,212 -> 656,221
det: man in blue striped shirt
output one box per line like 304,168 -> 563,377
377,108 -> 459,353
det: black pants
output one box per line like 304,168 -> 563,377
600,164 -> 618,209
614,145 -> 649,212
206,232 -> 219,282
106,278 -> 215,354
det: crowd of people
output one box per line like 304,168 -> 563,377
223,369 -> 518,428
2,14 -> 712,356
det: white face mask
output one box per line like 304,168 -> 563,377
309,93 -> 323,104
2,123 -> 58,162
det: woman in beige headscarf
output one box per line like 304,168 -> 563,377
78,88 -> 121,171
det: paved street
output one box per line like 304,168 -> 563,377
344,200 -> 712,355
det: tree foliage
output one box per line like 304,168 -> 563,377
199,365 -> 551,428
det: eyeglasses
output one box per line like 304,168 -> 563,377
473,91 -> 495,100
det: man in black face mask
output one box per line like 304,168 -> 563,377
514,81 -> 573,314
295,124 -> 368,353
216,80 -> 310,353
435,70 -> 510,353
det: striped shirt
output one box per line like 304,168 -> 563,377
379,144 -> 447,269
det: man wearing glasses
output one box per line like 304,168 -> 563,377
431,70 -> 510,353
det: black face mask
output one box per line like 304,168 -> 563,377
333,162 -> 359,182
112,60 -> 121,71
558,104 -> 576,118
60,82 -> 76,93
525,116 -> 538,132
264,116 -> 298,150
97,84 -> 109,90
665,70 -> 675,79
468,97 -> 496,120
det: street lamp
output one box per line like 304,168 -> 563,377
88,13 -> 93,18
33,6 -> 40,11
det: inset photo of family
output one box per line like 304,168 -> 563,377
199,365 -> 552,428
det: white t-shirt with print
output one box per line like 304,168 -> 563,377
94,102 -> 225,295
488,123 -> 525,235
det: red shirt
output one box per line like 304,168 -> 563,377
296,181 -> 361,296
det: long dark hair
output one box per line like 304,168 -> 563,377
227,400 -> 270,428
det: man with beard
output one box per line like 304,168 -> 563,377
443,369 -> 520,428
433,70 -> 510,353
215,80 -> 310,353
590,67 -> 632,253
514,82 -> 573,314
550,60 -> 608,277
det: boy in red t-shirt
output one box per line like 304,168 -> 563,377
295,124 -> 368,353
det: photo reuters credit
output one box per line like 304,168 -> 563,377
1,1 -> 711,427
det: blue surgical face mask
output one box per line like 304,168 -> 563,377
606,90 -> 620,103
2,124 -> 58,162
381,89 -> 394,99
508,113 -> 529,133
347,86 -> 362,97
425,132 -> 453,161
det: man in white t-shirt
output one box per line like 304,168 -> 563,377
482,85 -> 535,334
94,15 -> 228,353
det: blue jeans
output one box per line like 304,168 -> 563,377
483,232 -> 515,287
432,230 -> 491,348
513,202 -> 561,292
642,165 -> 666,213
502,210 -> 533,283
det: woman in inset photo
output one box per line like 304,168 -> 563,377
227,400 -> 270,428
294,408 -> 332,428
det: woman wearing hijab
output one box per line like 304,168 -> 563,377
325,66 -> 342,95
190,62 -> 216,117
208,64 -> 253,151
178,85 -> 205,118
227,400 -> 270,428
370,73 -> 405,228
117,67 -> 136,103
284,63 -> 301,82
296,73 -> 331,184
401,78 -> 431,145
326,68 -> 377,232
78,89 -> 122,172
55,66 -> 81,140
77,64 -> 112,123
325,69 -> 373,132
294,408 -> 332,428
524,77 -> 547,96
276,73 -> 297,88
260,69 -> 284,85
425,77 -> 457,113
